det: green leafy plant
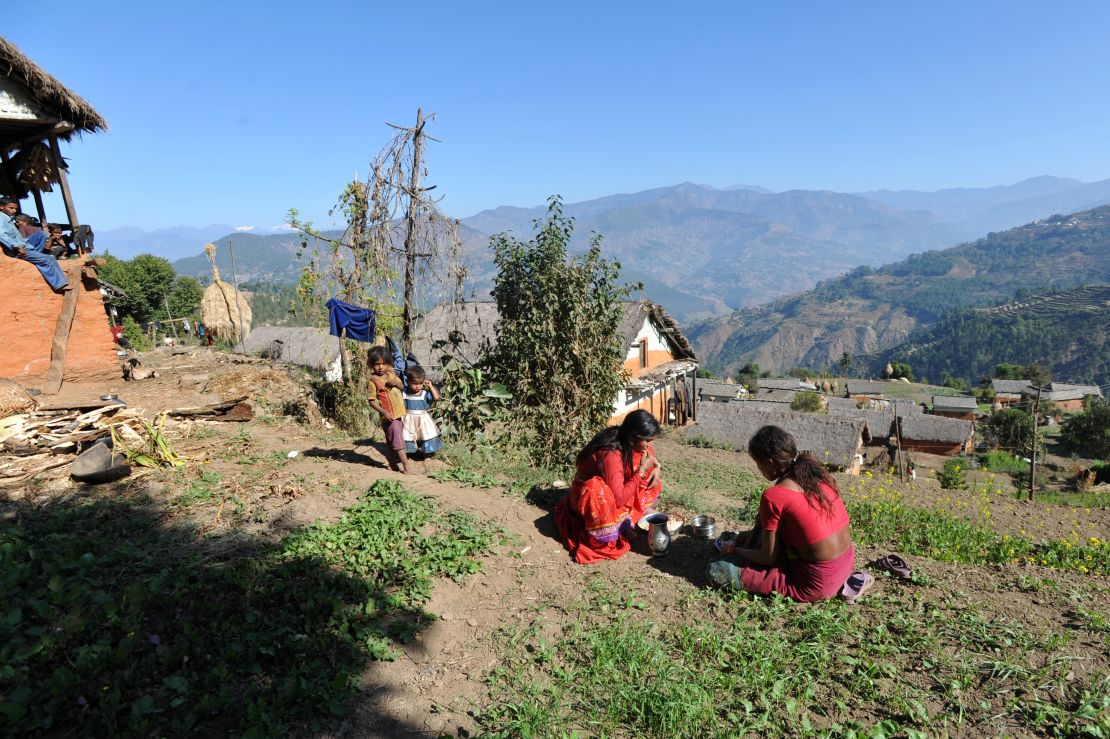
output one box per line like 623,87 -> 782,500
434,358 -> 511,445
487,196 -> 636,468
790,390 -> 823,412
936,458 -> 968,490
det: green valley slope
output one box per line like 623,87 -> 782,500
687,207 -> 1110,375
864,285 -> 1110,386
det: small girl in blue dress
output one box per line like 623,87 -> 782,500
401,365 -> 443,457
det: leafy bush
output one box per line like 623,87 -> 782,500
979,450 -> 1029,474
936,458 -> 968,489
1060,398 -> 1110,459
487,196 -> 635,467
790,390 -> 823,412
121,316 -> 151,351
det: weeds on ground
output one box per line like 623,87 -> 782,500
661,460 -> 764,518
431,466 -> 500,489
677,434 -> 735,451
477,586 -> 1109,737
848,472 -> 1110,576
0,479 -> 498,736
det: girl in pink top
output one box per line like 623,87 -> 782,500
709,425 -> 855,602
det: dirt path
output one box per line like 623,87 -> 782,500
9,351 -> 1109,736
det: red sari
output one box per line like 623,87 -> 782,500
554,446 -> 661,564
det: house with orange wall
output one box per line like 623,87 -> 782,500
409,300 -> 699,426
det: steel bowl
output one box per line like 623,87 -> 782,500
689,514 -> 717,538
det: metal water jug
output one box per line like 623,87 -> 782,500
646,513 -> 671,557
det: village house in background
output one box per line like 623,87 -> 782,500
991,378 -> 1103,413
931,394 -> 978,420
236,327 -> 342,382
410,300 -> 699,425
0,37 -> 117,391
695,402 -> 869,474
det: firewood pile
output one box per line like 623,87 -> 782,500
0,405 -> 157,486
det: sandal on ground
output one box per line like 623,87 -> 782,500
874,553 -> 912,579
840,570 -> 875,604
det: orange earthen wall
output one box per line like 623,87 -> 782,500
1,258 -> 120,385
622,348 -> 676,375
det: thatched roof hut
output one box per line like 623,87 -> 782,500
235,327 -> 341,381
200,243 -> 252,342
0,37 -> 107,149
695,401 -> 869,473
897,414 -> 974,455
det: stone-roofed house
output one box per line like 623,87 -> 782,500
696,402 -> 869,474
410,299 -> 698,425
931,395 -> 978,420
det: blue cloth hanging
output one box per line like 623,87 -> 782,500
327,298 -> 377,342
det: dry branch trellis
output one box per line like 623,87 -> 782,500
287,108 -> 467,384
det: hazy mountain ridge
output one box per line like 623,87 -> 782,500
687,206 -> 1110,376
160,176 -> 1110,325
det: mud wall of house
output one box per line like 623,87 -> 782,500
901,440 -> 966,456
934,410 -> 976,420
1,259 -> 120,384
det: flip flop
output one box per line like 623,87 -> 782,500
840,570 -> 875,604
874,553 -> 912,579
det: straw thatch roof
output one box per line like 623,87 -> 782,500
199,243 -> 252,342
698,380 -> 747,401
1044,383 -> 1103,402
409,299 -> 697,380
409,302 -> 499,375
931,395 -> 977,412
695,402 -> 869,469
235,326 -> 341,380
897,414 -> 974,445
617,299 -> 697,360
991,379 -> 1033,397
1,36 -> 107,150
845,380 -> 883,397
826,396 -> 867,414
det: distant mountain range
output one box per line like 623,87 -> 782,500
686,206 -> 1110,379
154,175 -> 1110,325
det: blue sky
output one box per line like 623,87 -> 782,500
8,1 -> 1110,230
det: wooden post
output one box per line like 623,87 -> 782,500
228,239 -> 247,341
42,266 -> 80,395
48,137 -> 81,247
1029,386 -> 1042,501
338,327 -> 350,383
163,294 -> 179,338
894,415 -> 906,482
31,189 -> 47,225
401,108 -> 425,355
691,370 -> 697,422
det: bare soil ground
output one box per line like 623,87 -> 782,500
6,348 -> 1109,736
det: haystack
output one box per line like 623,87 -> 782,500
200,243 -> 252,342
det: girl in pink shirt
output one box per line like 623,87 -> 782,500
709,425 -> 856,602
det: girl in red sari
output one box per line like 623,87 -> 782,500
555,410 -> 663,564
709,425 -> 857,602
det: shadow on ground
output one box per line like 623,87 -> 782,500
0,491 -> 436,737
304,444 -> 386,468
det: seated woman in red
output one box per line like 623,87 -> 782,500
555,410 -> 662,564
709,424 -> 855,602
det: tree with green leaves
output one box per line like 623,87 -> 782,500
98,254 -> 199,324
487,196 -> 636,468
983,407 -> 1036,454
1060,397 -> 1110,459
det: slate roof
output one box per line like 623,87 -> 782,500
698,380 -> 746,401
